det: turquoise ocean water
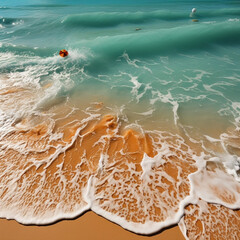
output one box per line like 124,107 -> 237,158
0,0 -> 240,238
1,1 -> 240,133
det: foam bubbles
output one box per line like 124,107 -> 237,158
180,200 -> 240,240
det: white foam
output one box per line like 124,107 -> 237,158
141,153 -> 158,179
12,20 -> 24,26
121,52 -> 140,69
204,135 -> 221,143
133,108 -> 155,116
90,172 -> 198,234
228,18 -> 240,22
223,156 -> 240,182
191,167 -> 240,209
130,75 -> 142,96
150,90 -> 179,125
67,48 -> 89,61
84,129 -> 202,234
178,217 -> 189,240
98,154 -> 108,171
232,102 -> 240,126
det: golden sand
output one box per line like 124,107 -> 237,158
0,212 -> 185,240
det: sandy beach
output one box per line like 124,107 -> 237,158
0,211 -> 185,240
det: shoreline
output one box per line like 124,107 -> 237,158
0,86 -> 239,239
0,211 -> 185,240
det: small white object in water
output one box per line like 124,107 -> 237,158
190,8 -> 197,18
192,8 -> 197,13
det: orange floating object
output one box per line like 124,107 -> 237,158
59,49 -> 68,57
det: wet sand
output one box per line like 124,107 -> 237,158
0,211 -> 185,240
1,88 -> 239,239
0,110 -> 192,239
182,201 -> 240,240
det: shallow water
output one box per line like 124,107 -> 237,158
0,1 -> 240,239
